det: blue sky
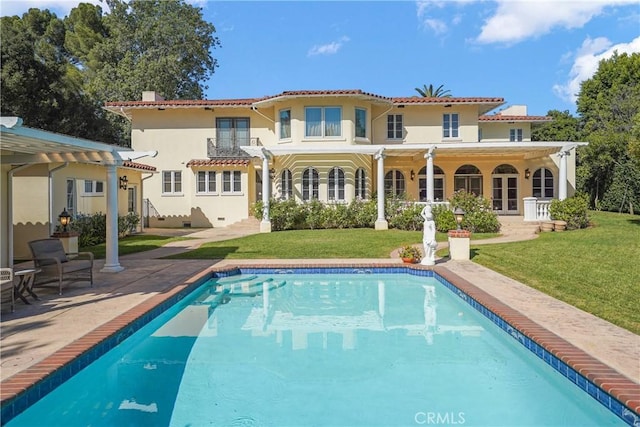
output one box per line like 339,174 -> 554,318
2,1 -> 639,116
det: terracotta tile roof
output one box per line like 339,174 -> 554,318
479,115 -> 552,122
105,98 -> 262,108
122,161 -> 156,171
392,96 -> 504,104
186,159 -> 251,167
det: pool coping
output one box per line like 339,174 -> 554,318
1,262 -> 638,425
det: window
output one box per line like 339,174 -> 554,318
355,108 -> 367,138
305,107 -> 341,138
443,113 -> 459,139
163,171 -> 182,194
384,170 -> 405,197
280,169 -> 293,200
66,179 -> 76,216
83,180 -> 104,196
510,128 -> 523,142
302,167 -> 319,200
222,170 -> 242,193
216,118 -> 250,152
280,109 -> 291,139
127,187 -> 136,213
196,171 -> 216,193
418,166 -> 445,202
387,114 -> 403,139
355,168 -> 367,199
454,164 -> 482,196
328,167 -> 345,201
533,168 -> 554,198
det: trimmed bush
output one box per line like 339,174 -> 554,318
549,194 -> 590,229
448,190 -> 500,233
69,212 -> 140,247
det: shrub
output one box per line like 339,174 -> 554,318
448,190 -> 500,233
69,212 -> 140,247
549,194 -> 590,230
432,204 -> 456,232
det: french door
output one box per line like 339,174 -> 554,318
492,175 -> 519,214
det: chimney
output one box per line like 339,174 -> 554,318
142,91 -> 165,102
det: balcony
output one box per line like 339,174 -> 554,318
207,137 -> 261,158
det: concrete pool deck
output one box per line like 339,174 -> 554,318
1,221 -> 639,419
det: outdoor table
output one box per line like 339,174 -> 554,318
13,268 -> 41,306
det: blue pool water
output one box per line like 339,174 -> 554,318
5,272 -> 627,426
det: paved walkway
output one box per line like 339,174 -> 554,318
1,218 -> 638,391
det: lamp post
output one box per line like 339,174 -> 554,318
454,207 -> 465,231
58,208 -> 71,232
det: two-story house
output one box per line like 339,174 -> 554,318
105,90 -> 585,232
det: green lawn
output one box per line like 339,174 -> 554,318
470,211 -> 640,334
82,234 -> 190,259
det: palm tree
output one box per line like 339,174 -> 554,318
414,84 -> 451,98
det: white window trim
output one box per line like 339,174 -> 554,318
196,170 -> 217,195
443,112 -> 460,140
304,106 -> 343,139
328,167 -> 346,201
82,180 -> 104,197
221,170 -> 243,195
162,170 -> 183,195
387,114 -> 403,140
510,128 -> 523,142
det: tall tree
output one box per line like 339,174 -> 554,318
532,110 -> 582,142
576,52 -> 640,213
414,84 -> 451,98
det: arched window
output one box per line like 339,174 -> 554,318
328,167 -> 345,201
418,166 -> 445,202
492,164 -> 518,174
533,168 -> 554,198
454,164 -> 482,196
384,170 -> 405,197
302,167 -> 319,201
355,168 -> 367,199
280,169 -> 293,200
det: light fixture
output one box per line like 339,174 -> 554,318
410,169 -> 415,181
269,168 -> 276,179
454,207 -> 465,231
119,175 -> 128,190
58,208 -> 71,232
525,168 -> 531,180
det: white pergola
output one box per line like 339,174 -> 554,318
1,117 -> 156,271
243,141 -> 586,231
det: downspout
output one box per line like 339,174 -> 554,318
8,164 -> 32,269
140,172 -> 154,232
371,104 -> 394,144
251,106 -> 275,125
49,163 -> 69,235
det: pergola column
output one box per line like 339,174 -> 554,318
558,150 -> 569,201
374,150 -> 388,230
100,163 -> 124,273
260,153 -> 272,233
425,146 -> 436,202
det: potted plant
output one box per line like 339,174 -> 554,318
399,245 -> 422,263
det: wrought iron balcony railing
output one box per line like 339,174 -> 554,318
207,137 -> 261,158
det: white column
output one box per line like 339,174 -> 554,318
101,163 -> 124,273
374,151 -> 388,230
558,150 -> 569,201
425,146 -> 436,202
260,156 -> 272,232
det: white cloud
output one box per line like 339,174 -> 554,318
307,36 -> 350,57
476,0 -> 637,45
424,18 -> 448,35
416,1 -> 452,35
553,36 -> 640,103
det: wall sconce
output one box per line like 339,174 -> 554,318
454,207 -> 465,230
58,208 -> 71,232
410,170 -> 415,181
524,168 -> 531,180
269,168 -> 276,179
119,175 -> 128,190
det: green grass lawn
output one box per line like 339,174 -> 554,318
81,234 -> 190,259
470,211 -> 640,335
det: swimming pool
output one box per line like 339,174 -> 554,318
2,268 -> 635,426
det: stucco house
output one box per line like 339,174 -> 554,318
1,117 -> 156,271
104,90 -> 586,232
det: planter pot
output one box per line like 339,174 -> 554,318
540,221 -> 554,232
402,257 -> 417,264
554,220 -> 567,232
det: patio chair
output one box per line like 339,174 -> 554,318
28,238 -> 94,295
